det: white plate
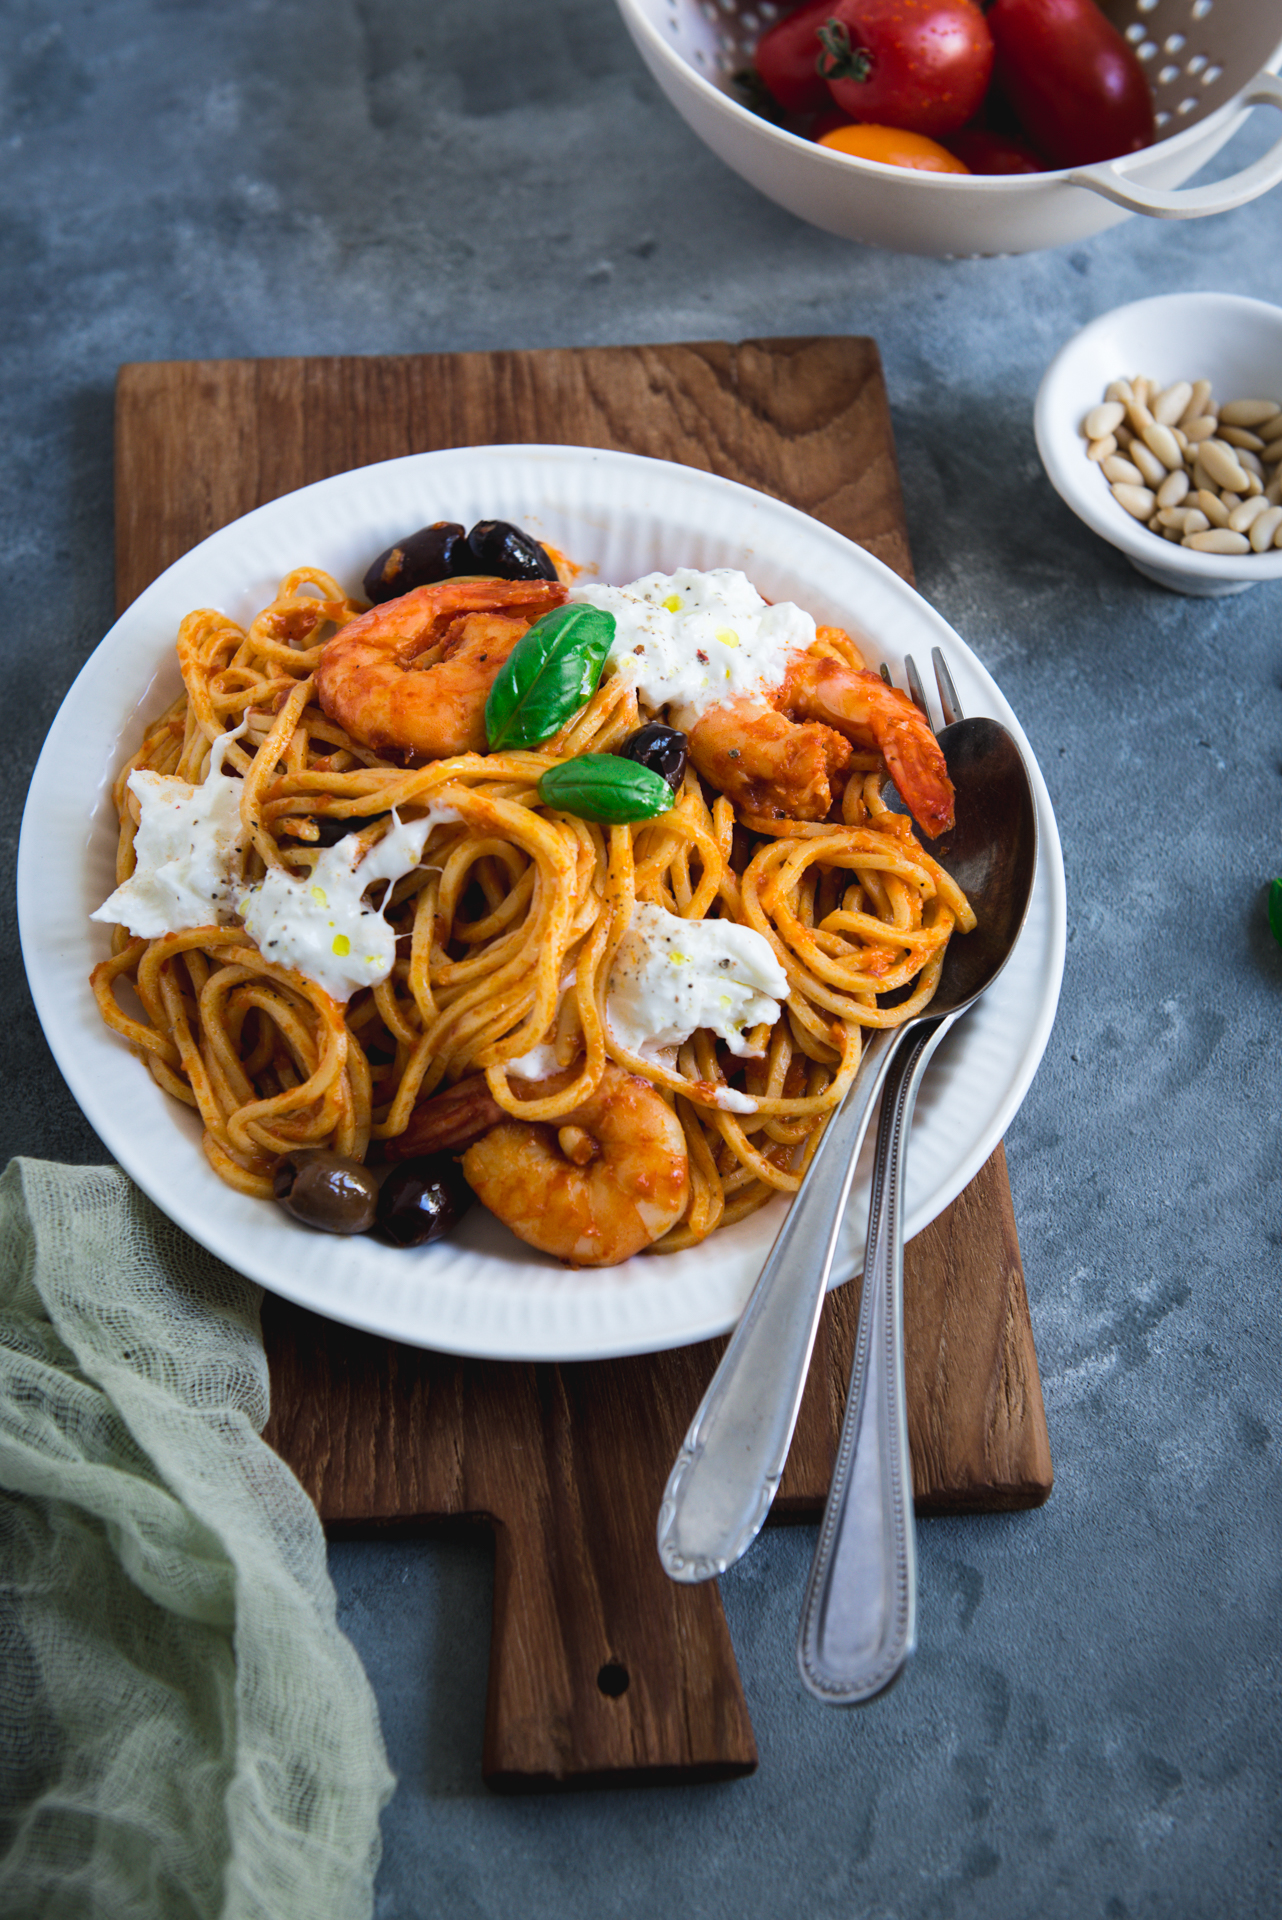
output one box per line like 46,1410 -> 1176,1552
18,445 -> 1066,1361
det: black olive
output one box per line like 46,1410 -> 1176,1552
273,1149 -> 379,1234
363,523 -> 466,603
376,1155 -> 474,1248
463,520 -> 558,582
616,723 -> 688,793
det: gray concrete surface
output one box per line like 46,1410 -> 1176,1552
4,1 -> 1281,1913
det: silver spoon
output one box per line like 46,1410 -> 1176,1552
657,717 -> 1038,1598
798,716 -> 1038,1702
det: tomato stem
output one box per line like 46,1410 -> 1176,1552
815,19 -> 872,85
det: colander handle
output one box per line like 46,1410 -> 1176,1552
1066,71 -> 1282,219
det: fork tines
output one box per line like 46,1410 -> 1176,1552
878,649 -> 965,736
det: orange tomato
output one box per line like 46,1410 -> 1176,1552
817,124 -> 971,172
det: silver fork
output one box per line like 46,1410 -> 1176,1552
656,650 -> 964,1585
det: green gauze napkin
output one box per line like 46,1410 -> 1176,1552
0,1158 -> 394,1920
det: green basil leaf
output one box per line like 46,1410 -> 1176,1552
485,604 -> 615,751
537,754 -> 675,824
1270,877 -> 1282,948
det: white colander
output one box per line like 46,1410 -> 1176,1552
615,0 -> 1282,255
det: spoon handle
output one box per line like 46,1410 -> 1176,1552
656,1024 -> 899,1584
796,1012 -> 955,1704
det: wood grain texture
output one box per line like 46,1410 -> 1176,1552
115,338 -> 1051,1791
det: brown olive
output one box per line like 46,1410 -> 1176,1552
376,1155 -> 474,1247
617,723 -> 688,792
363,523 -> 466,603
273,1149 -> 379,1234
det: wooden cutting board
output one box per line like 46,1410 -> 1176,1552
115,338 -> 1052,1792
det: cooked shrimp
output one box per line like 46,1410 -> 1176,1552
460,1062 -> 689,1267
315,576 -> 567,759
687,648 -> 955,837
685,696 -> 852,823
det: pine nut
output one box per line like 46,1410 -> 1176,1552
1262,440 -> 1282,464
1129,441 -> 1166,487
1131,377 -> 1151,408
1114,424 -> 1135,448
1183,416 -> 1218,443
1198,440 -> 1251,491
1192,457 -> 1214,495
1172,427 -> 1189,452
1178,381 -> 1213,427
1141,421 -> 1183,470
1218,399 -> 1280,428
1156,468 -> 1189,509
1105,379 -> 1134,405
1181,509 -> 1210,536
1259,413 -> 1282,444
1246,472 -> 1264,497
1152,381 -> 1193,426
1087,435 -> 1117,462
1237,447 -> 1265,477
1151,470 -> 1189,510
1102,455 -> 1145,487
1126,399 -> 1155,436
1267,475 -> 1282,506
1228,495 -> 1271,532
1219,492 -> 1243,511
1195,490 -> 1230,527
1112,483 -> 1156,520
1249,506 -> 1282,551
1220,426 -> 1265,452
1084,401 -> 1126,439
1183,529 -> 1251,554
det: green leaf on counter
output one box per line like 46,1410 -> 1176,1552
484,603 -> 615,751
537,754 -> 675,825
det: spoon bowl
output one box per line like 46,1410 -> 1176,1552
658,716 -> 1038,1589
903,717 -> 1039,1017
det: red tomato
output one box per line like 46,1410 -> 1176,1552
987,0 -> 1155,167
753,0 -> 837,115
943,126 -> 1046,173
816,0 -> 994,140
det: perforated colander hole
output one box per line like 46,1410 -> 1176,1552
597,1662 -> 630,1697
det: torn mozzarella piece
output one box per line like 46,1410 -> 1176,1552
239,809 -> 457,1003
569,567 -> 815,727
606,901 -> 789,1063
91,728 -> 248,938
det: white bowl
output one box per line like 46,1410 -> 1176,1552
1034,292 -> 1282,597
614,0 -> 1282,258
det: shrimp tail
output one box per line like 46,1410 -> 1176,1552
781,656 -> 955,837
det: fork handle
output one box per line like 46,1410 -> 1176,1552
796,1012 -> 954,1703
656,1024 -> 898,1583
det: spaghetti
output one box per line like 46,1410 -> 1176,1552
91,559 -> 974,1260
